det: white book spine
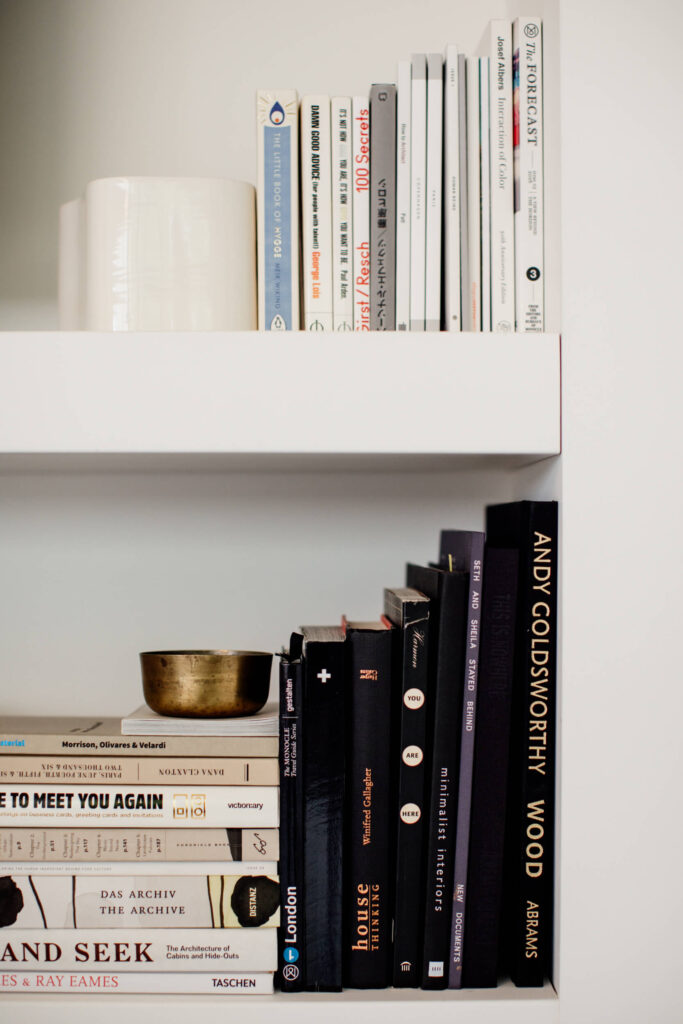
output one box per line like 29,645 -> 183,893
352,96 -> 370,331
443,46 -> 461,331
0,826 -> 279,862
0,860 -> 278,876
257,90 -> 300,331
0,785 -> 278,828
0,928 -> 276,972
513,17 -> 544,331
331,97 -> 354,331
425,54 -> 444,331
488,21 -> 514,331
2,873 -> 280,929
480,57 -> 492,331
0,971 -> 274,994
466,57 -> 482,331
395,59 -> 412,332
409,54 -> 426,330
300,95 -> 333,330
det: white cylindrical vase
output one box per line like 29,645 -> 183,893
85,177 -> 257,331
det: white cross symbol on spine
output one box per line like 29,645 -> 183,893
317,669 -> 332,683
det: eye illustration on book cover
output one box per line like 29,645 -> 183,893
0,874 -> 280,929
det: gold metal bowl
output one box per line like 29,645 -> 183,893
139,650 -> 273,718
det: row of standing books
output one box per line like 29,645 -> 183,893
278,499 -> 557,990
0,708 -> 281,994
257,18 -> 544,334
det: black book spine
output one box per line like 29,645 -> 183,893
303,639 -> 345,991
383,592 -> 430,988
343,626 -> 394,988
277,647 -> 305,991
462,547 -> 519,988
406,565 -> 468,989
370,84 -> 397,329
439,531 -> 485,989
485,501 -> 558,987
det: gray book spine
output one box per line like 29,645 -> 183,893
370,84 -> 396,330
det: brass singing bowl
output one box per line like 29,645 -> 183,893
140,650 -> 273,718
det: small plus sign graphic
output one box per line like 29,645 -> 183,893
317,668 -> 332,683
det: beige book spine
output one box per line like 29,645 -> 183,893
0,755 -> 277,786
0,826 -> 279,861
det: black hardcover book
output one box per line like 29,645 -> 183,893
342,618 -> 394,989
438,530 -> 485,989
462,547 -> 519,988
301,624 -> 346,991
277,634 -> 305,991
405,563 -> 468,990
485,501 -> 558,987
383,587 -> 431,988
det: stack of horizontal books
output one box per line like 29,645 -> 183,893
257,17 -> 544,334
0,705 -> 280,995
277,499 -> 557,992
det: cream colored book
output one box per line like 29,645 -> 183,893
0,714 -> 278,757
0,754 -> 278,786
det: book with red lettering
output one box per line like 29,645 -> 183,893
0,971 -> 274,994
352,96 -> 370,330
301,95 -> 333,330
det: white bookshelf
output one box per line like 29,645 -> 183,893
0,332 -> 560,464
1,0 -> 682,1023
0,984 -> 559,1024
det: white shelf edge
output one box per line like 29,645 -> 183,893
0,332 -> 561,463
0,981 -> 560,1024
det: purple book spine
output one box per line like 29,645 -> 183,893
439,531 -> 485,988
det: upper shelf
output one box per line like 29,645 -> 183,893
0,332 -> 560,470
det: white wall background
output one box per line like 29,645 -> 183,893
1,0 -> 682,1021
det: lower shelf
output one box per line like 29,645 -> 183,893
1,981 -> 559,1023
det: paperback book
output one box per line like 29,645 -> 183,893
395,59 -> 411,331
369,84 -> 396,330
257,89 -> 300,330
331,97 -> 354,331
513,17 -> 544,331
301,95 -> 333,330
121,704 -> 278,737
352,96 -> 370,331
